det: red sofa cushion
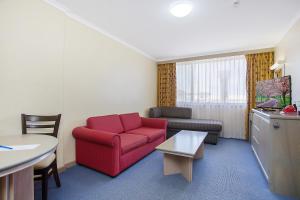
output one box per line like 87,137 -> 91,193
119,113 -> 142,131
87,115 -> 124,134
126,127 -> 165,142
120,134 -> 147,154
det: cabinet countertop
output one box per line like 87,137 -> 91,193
252,109 -> 300,120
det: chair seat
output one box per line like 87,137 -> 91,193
120,134 -> 147,155
34,153 -> 56,169
126,127 -> 165,142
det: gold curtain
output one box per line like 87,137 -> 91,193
157,63 -> 176,107
274,69 -> 283,78
245,52 -> 274,139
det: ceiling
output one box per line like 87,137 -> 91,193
49,0 -> 300,61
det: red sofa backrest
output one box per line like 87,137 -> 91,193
119,113 -> 142,131
87,114 -> 124,134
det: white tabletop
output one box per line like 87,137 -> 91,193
156,130 -> 208,157
0,134 -> 58,177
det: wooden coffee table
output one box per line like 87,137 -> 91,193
156,130 -> 207,182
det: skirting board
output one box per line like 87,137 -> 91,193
58,161 -> 76,173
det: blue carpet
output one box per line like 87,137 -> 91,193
35,139 -> 296,200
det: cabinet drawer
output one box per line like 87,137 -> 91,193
252,134 -> 262,158
251,112 -> 271,180
252,114 -> 261,129
252,123 -> 261,141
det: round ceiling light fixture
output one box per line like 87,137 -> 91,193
170,1 -> 193,18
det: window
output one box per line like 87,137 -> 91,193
176,55 -> 247,139
176,55 -> 247,104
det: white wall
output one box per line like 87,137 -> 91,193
276,18 -> 300,103
0,0 -> 157,167
0,0 -> 66,166
62,16 -> 157,164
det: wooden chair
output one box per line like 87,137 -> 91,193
21,114 -> 62,200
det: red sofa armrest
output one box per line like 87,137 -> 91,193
72,127 -> 120,147
141,117 -> 168,130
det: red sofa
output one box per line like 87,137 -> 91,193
72,112 -> 167,176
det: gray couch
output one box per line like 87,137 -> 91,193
149,107 -> 223,144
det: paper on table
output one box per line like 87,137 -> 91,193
0,144 -> 40,151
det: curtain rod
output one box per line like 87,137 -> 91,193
157,47 -> 275,64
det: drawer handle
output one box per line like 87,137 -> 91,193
273,122 -> 280,129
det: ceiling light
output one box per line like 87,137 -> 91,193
170,1 -> 193,18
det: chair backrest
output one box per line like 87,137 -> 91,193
21,114 -> 61,138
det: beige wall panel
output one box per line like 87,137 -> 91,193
0,0 -> 157,167
276,18 -> 300,102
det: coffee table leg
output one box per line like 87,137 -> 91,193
163,154 -> 181,175
181,157 -> 193,182
163,154 -> 193,182
195,143 -> 204,159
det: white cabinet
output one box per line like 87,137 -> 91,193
251,109 -> 300,198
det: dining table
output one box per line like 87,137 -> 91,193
0,134 -> 58,200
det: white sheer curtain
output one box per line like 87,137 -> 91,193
176,55 -> 247,139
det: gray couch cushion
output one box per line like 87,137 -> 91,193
166,118 -> 222,132
160,107 -> 192,119
149,107 -> 162,118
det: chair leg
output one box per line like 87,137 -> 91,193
42,172 -> 48,200
52,164 -> 61,188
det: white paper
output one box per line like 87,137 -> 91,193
0,144 -> 40,151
